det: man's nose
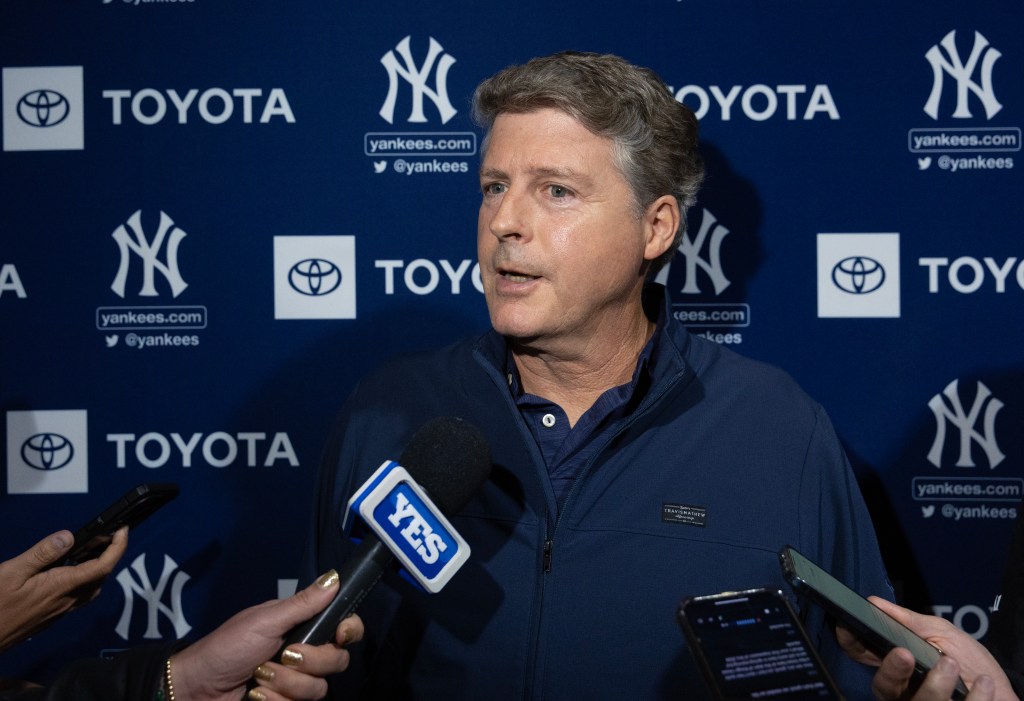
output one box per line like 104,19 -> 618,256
487,188 -> 528,241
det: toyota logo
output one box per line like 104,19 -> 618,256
21,432 -> 75,470
17,89 -> 71,127
288,258 -> 342,296
831,256 -> 886,294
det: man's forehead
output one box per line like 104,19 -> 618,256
480,109 -> 612,180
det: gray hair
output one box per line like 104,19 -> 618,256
472,51 -> 704,274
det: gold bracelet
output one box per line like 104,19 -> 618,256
164,657 -> 176,701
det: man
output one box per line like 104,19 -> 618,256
308,51 -> 891,699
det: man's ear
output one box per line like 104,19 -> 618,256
643,195 -> 680,263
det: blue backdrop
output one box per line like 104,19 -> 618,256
2,0 -> 1021,684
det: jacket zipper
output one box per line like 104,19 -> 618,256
542,367 -> 688,574
474,344 -> 689,699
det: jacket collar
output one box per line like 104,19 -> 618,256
472,283 -> 695,399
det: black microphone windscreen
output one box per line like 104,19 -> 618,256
399,416 -> 491,515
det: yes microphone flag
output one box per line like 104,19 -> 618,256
347,460 -> 470,593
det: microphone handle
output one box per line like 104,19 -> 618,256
279,536 -> 394,651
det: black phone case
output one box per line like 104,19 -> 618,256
778,545 -> 967,701
61,483 -> 179,566
678,587 -> 843,701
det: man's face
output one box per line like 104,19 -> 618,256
477,108 -> 656,355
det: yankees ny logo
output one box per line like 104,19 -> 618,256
927,379 -> 1005,469
923,30 -> 1002,120
379,36 -> 457,125
115,553 -> 192,640
110,210 -> 188,298
655,208 -> 731,295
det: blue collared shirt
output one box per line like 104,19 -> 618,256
507,290 -> 671,512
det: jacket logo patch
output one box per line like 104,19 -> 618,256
662,502 -> 707,527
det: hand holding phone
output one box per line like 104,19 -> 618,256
778,545 -> 968,701
57,483 -> 179,567
678,587 -> 843,700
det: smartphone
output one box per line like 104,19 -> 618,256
778,545 -> 967,701
678,587 -> 844,700
55,483 -> 180,567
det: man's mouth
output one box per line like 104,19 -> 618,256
498,267 -> 539,283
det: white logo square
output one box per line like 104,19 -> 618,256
7,410 -> 89,494
817,233 -> 901,318
3,66 -> 84,151
274,236 -> 357,319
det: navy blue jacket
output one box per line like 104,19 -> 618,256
308,290 -> 891,700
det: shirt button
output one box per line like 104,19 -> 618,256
542,413 -> 556,428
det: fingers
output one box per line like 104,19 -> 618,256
247,686 -> 326,701
93,526 -> 129,573
269,594 -> 362,673
267,612 -> 362,678
248,660 -> 330,701
867,597 -> 960,645
871,647 -> 917,700
837,623 -> 881,666
336,615 -> 364,648
250,639 -> 357,701
293,570 -> 342,611
867,597 -> 921,628
63,527 -> 129,587
912,656 -> 965,701
247,689 -> 324,701
967,675 -> 996,701
246,581 -> 363,701
21,531 -> 74,573
276,640 -> 354,679
254,570 -> 342,642
871,650 -> 978,701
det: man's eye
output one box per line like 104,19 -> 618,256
483,183 -> 506,196
550,185 -> 570,198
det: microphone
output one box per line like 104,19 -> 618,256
280,416 -> 491,649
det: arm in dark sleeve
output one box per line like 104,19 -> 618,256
0,643 -> 176,701
798,405 -> 894,701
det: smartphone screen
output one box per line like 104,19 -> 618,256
778,546 -> 967,701
678,588 -> 843,700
